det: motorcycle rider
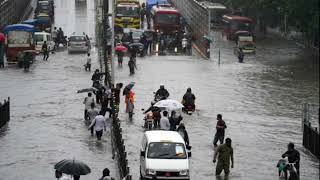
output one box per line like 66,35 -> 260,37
282,142 -> 300,178
155,84 -> 169,100
182,88 -> 196,111
57,27 -> 65,46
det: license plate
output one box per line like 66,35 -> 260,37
165,172 -> 171,177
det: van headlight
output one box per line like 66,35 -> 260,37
146,169 -> 156,176
179,170 -> 189,176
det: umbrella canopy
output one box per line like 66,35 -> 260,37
77,87 -> 97,93
0,33 -> 5,42
203,35 -> 214,43
154,99 -> 184,111
115,45 -> 127,52
123,82 -> 135,96
54,159 -> 91,176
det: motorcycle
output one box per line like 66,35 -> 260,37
182,104 -> 195,115
143,112 -> 154,131
54,36 -> 68,49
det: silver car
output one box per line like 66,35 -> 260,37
67,34 -> 90,53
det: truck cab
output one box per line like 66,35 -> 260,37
140,130 -> 191,180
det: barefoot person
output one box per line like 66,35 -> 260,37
213,138 -> 234,177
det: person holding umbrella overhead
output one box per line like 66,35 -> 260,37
55,170 -> 71,180
115,43 -> 127,67
54,159 -> 91,179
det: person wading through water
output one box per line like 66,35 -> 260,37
213,138 -> 234,177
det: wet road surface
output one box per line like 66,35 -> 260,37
115,31 -> 319,179
0,0 -> 319,179
0,0 -> 117,179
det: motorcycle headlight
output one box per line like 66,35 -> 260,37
146,169 -> 156,176
179,170 -> 189,176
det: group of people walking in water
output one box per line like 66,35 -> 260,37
79,68 -> 301,179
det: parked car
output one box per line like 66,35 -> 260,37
67,33 -> 90,53
34,32 -> 54,54
140,130 -> 191,180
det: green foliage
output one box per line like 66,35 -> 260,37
225,0 -> 319,43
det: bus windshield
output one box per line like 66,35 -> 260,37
156,13 -> 179,24
116,5 -> 139,17
230,21 -> 252,31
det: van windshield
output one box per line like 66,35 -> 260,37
147,142 -> 186,159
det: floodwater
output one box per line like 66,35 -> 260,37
0,0 -> 116,180
0,0 -> 319,180
115,33 -> 319,179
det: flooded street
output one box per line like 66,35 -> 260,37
0,0 -> 319,179
115,32 -> 319,179
0,0 -> 116,180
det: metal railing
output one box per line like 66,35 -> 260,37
0,97 -> 10,129
169,0 -> 211,58
302,103 -> 319,159
95,0 -> 132,179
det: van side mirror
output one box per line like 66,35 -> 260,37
188,151 -> 192,157
140,151 -> 145,157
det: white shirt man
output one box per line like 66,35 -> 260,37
86,55 -> 91,64
83,93 -> 95,110
89,115 -> 107,140
160,111 -> 170,130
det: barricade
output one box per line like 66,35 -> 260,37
0,97 -> 10,129
302,103 -> 319,159
95,0 -> 132,178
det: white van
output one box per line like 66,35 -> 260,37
140,130 -> 191,180
34,32 -> 54,53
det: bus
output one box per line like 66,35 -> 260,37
222,15 -> 254,40
115,0 -> 140,31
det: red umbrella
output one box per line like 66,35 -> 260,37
115,45 -> 127,52
0,33 -> 5,42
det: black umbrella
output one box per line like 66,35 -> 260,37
77,87 -> 97,93
54,159 -> 91,176
123,82 -> 135,96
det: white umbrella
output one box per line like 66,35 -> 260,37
154,99 -> 184,111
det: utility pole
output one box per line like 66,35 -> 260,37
111,0 -> 115,84
102,0 -> 110,86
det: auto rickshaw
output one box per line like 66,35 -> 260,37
3,24 -> 36,65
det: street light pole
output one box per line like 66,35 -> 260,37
111,0 -> 115,84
